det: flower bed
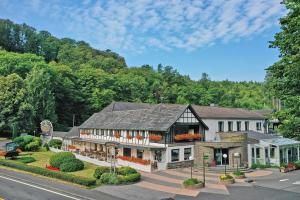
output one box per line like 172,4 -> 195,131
232,170 -> 245,179
280,163 -> 296,173
182,178 -> 204,189
117,155 -> 150,165
219,174 -> 234,185
46,165 -> 60,171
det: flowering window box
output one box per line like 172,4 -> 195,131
149,134 -> 162,142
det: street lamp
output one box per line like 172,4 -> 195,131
223,154 -> 228,175
189,155 -> 193,179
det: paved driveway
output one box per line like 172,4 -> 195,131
253,168 -> 300,194
0,139 -> 10,150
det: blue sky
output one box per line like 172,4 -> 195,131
0,0 -> 285,81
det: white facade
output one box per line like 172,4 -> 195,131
202,118 -> 266,141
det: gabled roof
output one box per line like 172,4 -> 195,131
193,105 -> 265,120
79,102 -> 207,131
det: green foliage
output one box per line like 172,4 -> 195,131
13,135 -> 41,151
60,159 -> 84,172
49,152 -> 75,168
48,139 -> 62,149
117,166 -> 137,175
183,178 -> 202,186
117,173 -> 141,184
94,166 -> 110,179
219,174 -> 233,181
0,159 -> 96,186
294,160 -> 300,169
17,156 -> 36,164
0,19 -> 273,136
43,143 -> 50,151
99,173 -> 119,185
233,171 -> 245,176
266,1 -> 300,139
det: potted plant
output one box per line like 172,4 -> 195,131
182,178 -> 204,189
232,170 -> 245,179
219,174 -> 234,185
280,163 -> 288,173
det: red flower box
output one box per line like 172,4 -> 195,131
68,145 -> 76,150
114,132 -> 121,138
117,155 -> 151,165
136,134 -> 144,140
149,134 -> 162,141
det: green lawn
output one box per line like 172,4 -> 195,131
21,151 -> 98,179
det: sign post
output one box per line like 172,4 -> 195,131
203,153 -> 209,187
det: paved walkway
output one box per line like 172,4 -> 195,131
95,168 -> 274,200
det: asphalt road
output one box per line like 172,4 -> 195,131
0,168 -> 123,200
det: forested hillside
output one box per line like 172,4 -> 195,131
0,19 -> 271,134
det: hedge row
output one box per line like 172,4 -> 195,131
0,159 -> 96,186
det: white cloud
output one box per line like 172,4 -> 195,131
3,0 -> 285,52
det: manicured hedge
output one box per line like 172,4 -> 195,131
117,173 -> 141,183
0,159 -> 96,186
94,166 -> 110,179
60,158 -> 84,172
17,156 -> 36,164
117,166 -> 137,175
50,152 -> 75,168
13,136 -> 42,151
100,173 -> 119,184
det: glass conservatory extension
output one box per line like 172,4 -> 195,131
248,137 -> 300,166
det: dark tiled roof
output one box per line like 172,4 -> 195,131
80,102 -> 207,131
53,127 -> 79,139
193,105 -> 265,120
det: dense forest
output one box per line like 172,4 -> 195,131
0,19 -> 271,135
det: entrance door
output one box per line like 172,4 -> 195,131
214,148 -> 229,165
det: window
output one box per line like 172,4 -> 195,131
237,121 -> 241,131
245,121 -> 249,131
228,121 -> 233,132
109,130 -> 113,137
123,148 -> 131,157
137,149 -> 143,159
251,148 -> 255,158
100,130 -> 104,136
270,148 -> 275,158
171,149 -> 179,162
218,121 -> 224,132
256,148 -> 260,158
256,122 -> 262,130
184,148 -> 192,160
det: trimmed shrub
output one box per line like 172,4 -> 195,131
117,173 -> 141,183
295,161 -> 300,169
100,173 -> 119,184
117,166 -> 137,175
0,159 -> 96,186
60,159 -> 84,172
25,141 -> 40,151
49,152 -> 75,168
233,170 -> 245,176
219,174 -> 233,181
48,139 -> 62,149
94,166 -> 110,179
17,156 -> 36,164
13,135 -> 42,151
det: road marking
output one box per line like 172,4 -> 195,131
293,181 -> 300,185
0,175 -> 81,200
279,179 -> 289,182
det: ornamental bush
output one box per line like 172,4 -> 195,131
24,141 -> 40,151
117,173 -> 141,183
295,161 -> 300,169
0,159 -> 96,186
94,166 -> 110,179
13,135 -> 34,150
48,139 -> 62,149
49,152 -> 75,168
60,158 -> 84,172
100,173 -> 119,184
219,174 -> 233,181
117,166 -> 137,175
233,170 -> 245,176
